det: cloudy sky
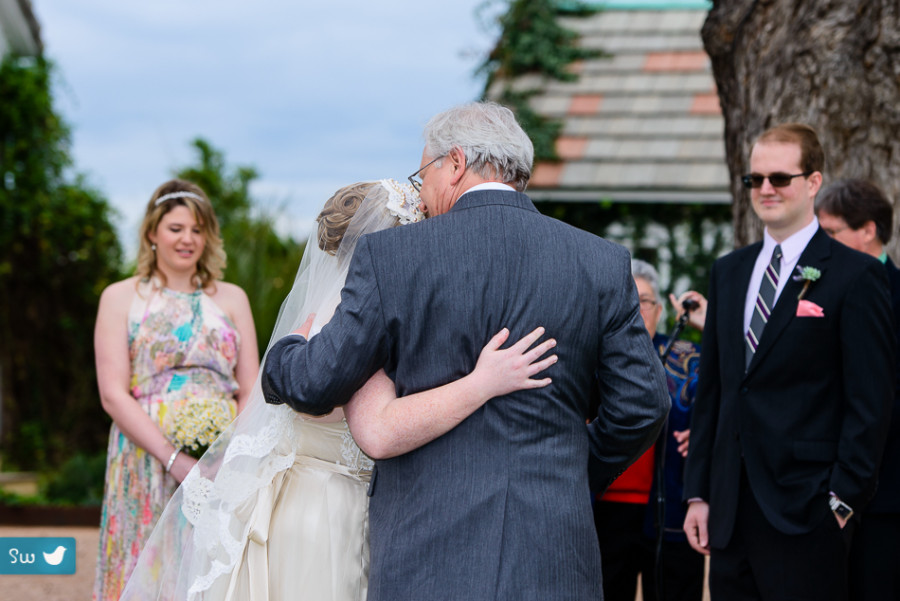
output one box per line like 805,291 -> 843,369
31,1 -> 498,249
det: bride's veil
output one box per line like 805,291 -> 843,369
120,179 -> 421,601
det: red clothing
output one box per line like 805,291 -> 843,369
600,444 -> 656,504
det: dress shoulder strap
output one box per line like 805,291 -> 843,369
128,279 -> 160,333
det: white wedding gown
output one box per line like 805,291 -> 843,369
200,417 -> 373,601
120,360 -> 375,601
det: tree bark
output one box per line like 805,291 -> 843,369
703,0 -> 900,253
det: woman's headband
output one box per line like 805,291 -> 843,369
155,191 -> 204,206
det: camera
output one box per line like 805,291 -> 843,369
682,298 -> 700,312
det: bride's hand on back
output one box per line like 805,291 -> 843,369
345,326 -> 557,459
469,327 -> 557,400
291,313 -> 316,338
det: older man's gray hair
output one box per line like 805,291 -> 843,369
631,258 -> 663,304
423,102 -> 534,192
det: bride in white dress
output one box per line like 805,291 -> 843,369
119,179 -> 557,601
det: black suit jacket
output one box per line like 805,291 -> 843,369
684,228 -> 894,547
867,257 -> 900,513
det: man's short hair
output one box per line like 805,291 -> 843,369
631,259 -> 662,304
423,102 -> 534,192
755,123 -> 825,175
815,178 -> 893,245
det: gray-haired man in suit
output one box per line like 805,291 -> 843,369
262,101 -> 669,600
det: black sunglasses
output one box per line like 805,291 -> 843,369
741,172 -> 812,189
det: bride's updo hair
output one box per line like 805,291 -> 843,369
316,182 -> 375,255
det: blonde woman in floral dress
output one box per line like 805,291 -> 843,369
92,179 -> 258,601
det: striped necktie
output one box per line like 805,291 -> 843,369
745,244 -> 782,369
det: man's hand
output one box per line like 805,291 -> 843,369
669,291 -> 708,331
683,500 -> 711,555
673,429 -> 690,458
834,512 -> 849,529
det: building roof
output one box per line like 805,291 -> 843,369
566,0 -> 712,9
490,4 -> 729,204
0,0 -> 42,57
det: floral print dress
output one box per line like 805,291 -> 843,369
93,281 -> 240,601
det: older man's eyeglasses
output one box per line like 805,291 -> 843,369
408,156 -> 444,192
741,172 -> 812,189
639,297 -> 658,311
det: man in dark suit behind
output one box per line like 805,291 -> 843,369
262,102 -> 670,600
816,178 -> 900,601
682,124 -> 894,600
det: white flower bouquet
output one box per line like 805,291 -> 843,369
162,395 -> 236,459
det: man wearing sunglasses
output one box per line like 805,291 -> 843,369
683,123 -> 894,600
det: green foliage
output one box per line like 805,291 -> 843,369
479,0 -> 601,161
175,139 -> 305,357
479,0 -> 599,84
0,452 -> 105,506
177,138 -> 257,232
41,452 -> 106,506
0,56 -> 303,484
0,487 -> 43,507
0,55 -> 123,471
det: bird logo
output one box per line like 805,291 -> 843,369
42,545 -> 67,566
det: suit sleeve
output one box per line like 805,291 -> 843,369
587,250 -> 670,492
682,259 -> 722,502
832,259 -> 895,509
261,236 -> 390,415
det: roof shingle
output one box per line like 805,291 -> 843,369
492,6 -> 729,204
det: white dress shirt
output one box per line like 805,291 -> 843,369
743,218 -> 820,334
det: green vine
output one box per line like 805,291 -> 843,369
479,0 -> 601,160
479,0 -> 599,84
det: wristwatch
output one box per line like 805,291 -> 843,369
829,495 -> 853,520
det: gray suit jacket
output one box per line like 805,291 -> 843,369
262,190 -> 669,600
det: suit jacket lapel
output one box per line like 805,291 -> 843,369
746,228 -> 831,374
722,244 -> 759,385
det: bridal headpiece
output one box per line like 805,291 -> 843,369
381,178 -> 425,225
155,190 -> 205,206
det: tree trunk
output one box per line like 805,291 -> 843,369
702,0 -> 900,253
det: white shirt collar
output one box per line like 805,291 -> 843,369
761,217 -> 820,268
459,182 -> 516,199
